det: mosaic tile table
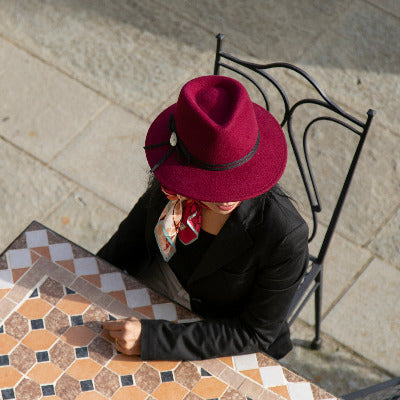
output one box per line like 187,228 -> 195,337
0,222 -> 338,400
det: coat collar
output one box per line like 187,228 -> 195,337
145,190 -> 268,284
187,193 -> 267,284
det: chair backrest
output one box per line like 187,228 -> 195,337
213,33 -> 375,265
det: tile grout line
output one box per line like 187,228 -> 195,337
0,32 -> 151,123
321,255 -> 375,321
46,101 -> 112,165
363,0 -> 400,20
362,202 -> 400,248
0,135 -> 129,216
295,318 -> 398,381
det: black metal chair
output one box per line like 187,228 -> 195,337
213,33 -> 376,350
342,377 -> 400,400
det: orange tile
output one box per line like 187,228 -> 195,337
77,392 -> 108,400
241,368 -> 263,384
112,386 -> 148,400
0,333 -> 18,353
31,251 -> 41,263
134,305 -> 155,319
57,259 -> 75,273
270,385 -> 291,400
61,326 -> 96,347
67,359 -> 102,380
18,298 -> 52,319
107,354 -> 143,375
32,246 -> 51,259
28,363 -> 63,384
0,288 -> 10,300
22,330 -> 58,351
82,274 -> 101,288
192,377 -> 228,398
56,294 -> 91,315
152,382 -> 189,400
147,360 -> 180,371
108,290 -> 127,305
12,268 -> 29,283
218,356 -> 234,368
0,366 -> 23,387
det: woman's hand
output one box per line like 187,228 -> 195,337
102,317 -> 142,356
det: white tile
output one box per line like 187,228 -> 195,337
287,382 -> 314,400
259,366 -> 287,388
73,257 -> 99,276
25,230 -> 49,248
233,353 -> 259,371
0,269 -> 13,289
6,249 -> 32,269
125,288 -> 151,308
100,272 -> 125,293
152,303 -> 177,321
49,243 -> 73,261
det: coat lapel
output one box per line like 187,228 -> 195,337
188,193 -> 266,284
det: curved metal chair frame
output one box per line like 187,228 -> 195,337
213,33 -> 376,349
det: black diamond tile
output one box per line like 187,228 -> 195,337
1,388 -> 15,399
161,371 -> 174,382
0,355 -> 10,366
71,315 -> 84,326
41,385 -> 55,396
29,288 -> 39,298
201,368 -> 212,377
108,314 -> 116,321
0,325 -> 4,334
66,287 -> 75,294
80,380 -> 94,392
75,346 -> 88,358
31,319 -> 45,330
121,375 -> 134,386
36,351 -> 50,363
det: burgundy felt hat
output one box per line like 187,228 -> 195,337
144,75 -> 287,202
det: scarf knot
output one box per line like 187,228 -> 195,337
155,187 -> 202,261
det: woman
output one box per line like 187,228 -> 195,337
99,75 -> 309,361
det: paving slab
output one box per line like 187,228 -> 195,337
0,138 -> 74,252
160,0 -> 350,61
0,38 -> 108,163
367,0 -> 400,18
323,258 -> 400,375
281,319 -> 392,397
368,206 -> 400,269
296,219 -> 372,325
0,0 -> 212,120
51,104 -> 149,213
282,107 -> 400,247
43,187 -> 126,254
297,0 -> 400,137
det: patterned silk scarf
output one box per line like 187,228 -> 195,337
155,187 -> 203,262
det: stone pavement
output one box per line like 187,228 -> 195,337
0,0 -> 398,397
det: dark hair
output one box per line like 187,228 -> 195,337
145,172 -> 294,209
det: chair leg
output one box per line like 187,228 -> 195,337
311,270 -> 323,350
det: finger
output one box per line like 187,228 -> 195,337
107,331 -> 126,341
102,320 -> 126,330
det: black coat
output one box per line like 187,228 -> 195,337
97,185 -> 309,360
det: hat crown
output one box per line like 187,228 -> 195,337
175,76 -> 258,165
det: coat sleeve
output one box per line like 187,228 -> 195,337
140,221 -> 309,361
96,190 -> 151,273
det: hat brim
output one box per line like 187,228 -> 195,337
145,103 -> 287,202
